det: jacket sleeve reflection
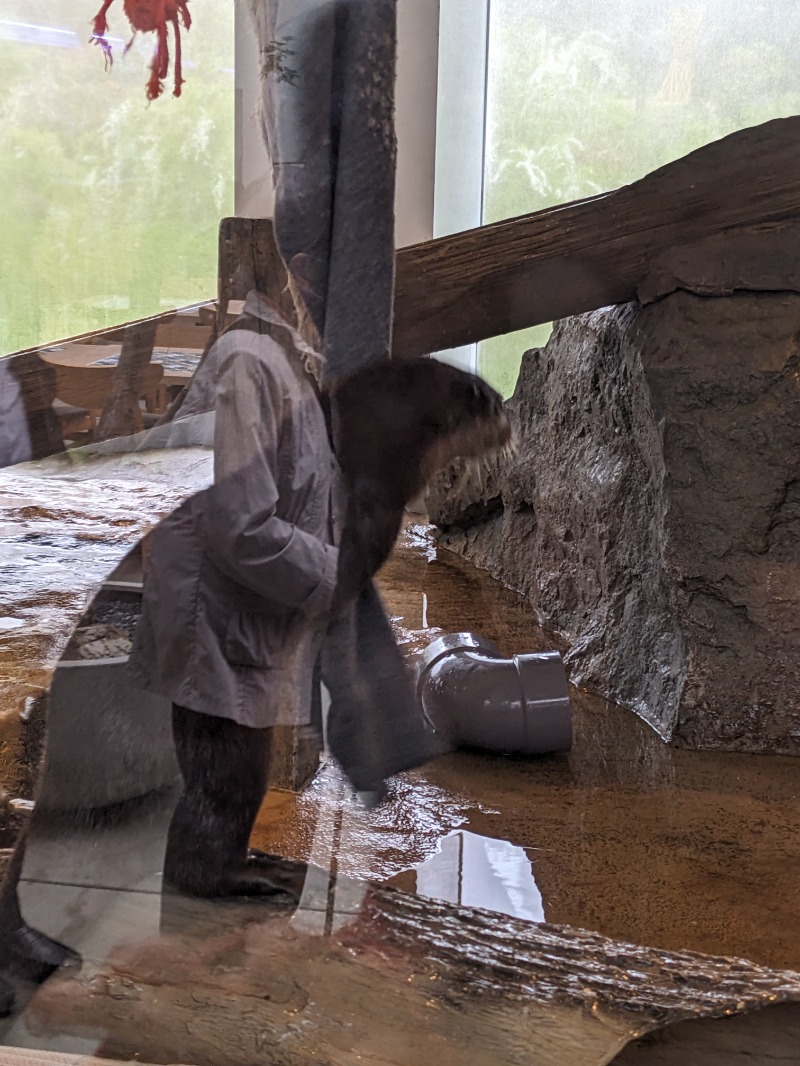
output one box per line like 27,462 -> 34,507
198,351 -> 337,616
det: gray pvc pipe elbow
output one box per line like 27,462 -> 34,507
415,633 -> 572,756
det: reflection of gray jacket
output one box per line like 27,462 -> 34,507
128,293 -> 343,728
0,358 -> 33,468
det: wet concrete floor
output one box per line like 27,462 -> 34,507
253,523 -> 800,973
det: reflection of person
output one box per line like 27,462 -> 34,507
0,354 -> 63,463
0,836 -> 80,1015
0,358 -> 79,1017
128,290 -> 342,899
0,357 -> 33,466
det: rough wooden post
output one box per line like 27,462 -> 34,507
217,217 -> 297,331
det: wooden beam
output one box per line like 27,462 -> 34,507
10,119 -> 796,369
392,116 -> 800,357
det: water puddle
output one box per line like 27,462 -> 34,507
413,829 -> 545,922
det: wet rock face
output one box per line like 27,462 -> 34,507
427,291 -> 800,754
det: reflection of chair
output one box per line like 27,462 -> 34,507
52,399 -> 94,441
52,363 -> 165,428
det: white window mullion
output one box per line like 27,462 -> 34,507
432,0 -> 491,375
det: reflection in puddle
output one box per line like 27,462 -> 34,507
414,830 -> 544,922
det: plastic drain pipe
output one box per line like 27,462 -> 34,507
414,633 -> 573,755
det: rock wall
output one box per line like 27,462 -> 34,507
427,292 -> 800,754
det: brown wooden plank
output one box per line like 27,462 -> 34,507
392,116 -> 800,357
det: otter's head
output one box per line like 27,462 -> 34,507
416,360 -> 513,481
331,357 -> 513,496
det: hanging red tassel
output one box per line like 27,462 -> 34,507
90,0 -> 192,100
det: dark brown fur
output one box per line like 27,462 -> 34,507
330,358 -> 510,609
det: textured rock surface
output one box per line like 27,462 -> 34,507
427,291 -> 800,753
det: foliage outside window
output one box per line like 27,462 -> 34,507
0,0 -> 234,356
479,0 -> 800,396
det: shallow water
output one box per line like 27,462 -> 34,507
1,522 -> 799,1065
253,523 -> 800,972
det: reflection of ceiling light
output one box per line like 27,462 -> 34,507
0,19 -> 125,49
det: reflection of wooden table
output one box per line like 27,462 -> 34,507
40,345 -> 202,389
40,344 -> 120,368
40,345 -> 202,433
199,300 -> 245,331
89,304 -> 214,350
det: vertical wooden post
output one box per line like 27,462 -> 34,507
217,217 -> 297,330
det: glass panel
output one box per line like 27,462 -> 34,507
0,0 -> 234,356
479,0 -> 800,392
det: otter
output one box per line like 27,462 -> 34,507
329,357 -> 511,609
156,340 -> 511,909
318,357 -> 511,803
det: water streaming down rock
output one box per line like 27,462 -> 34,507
0,445 -> 213,805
